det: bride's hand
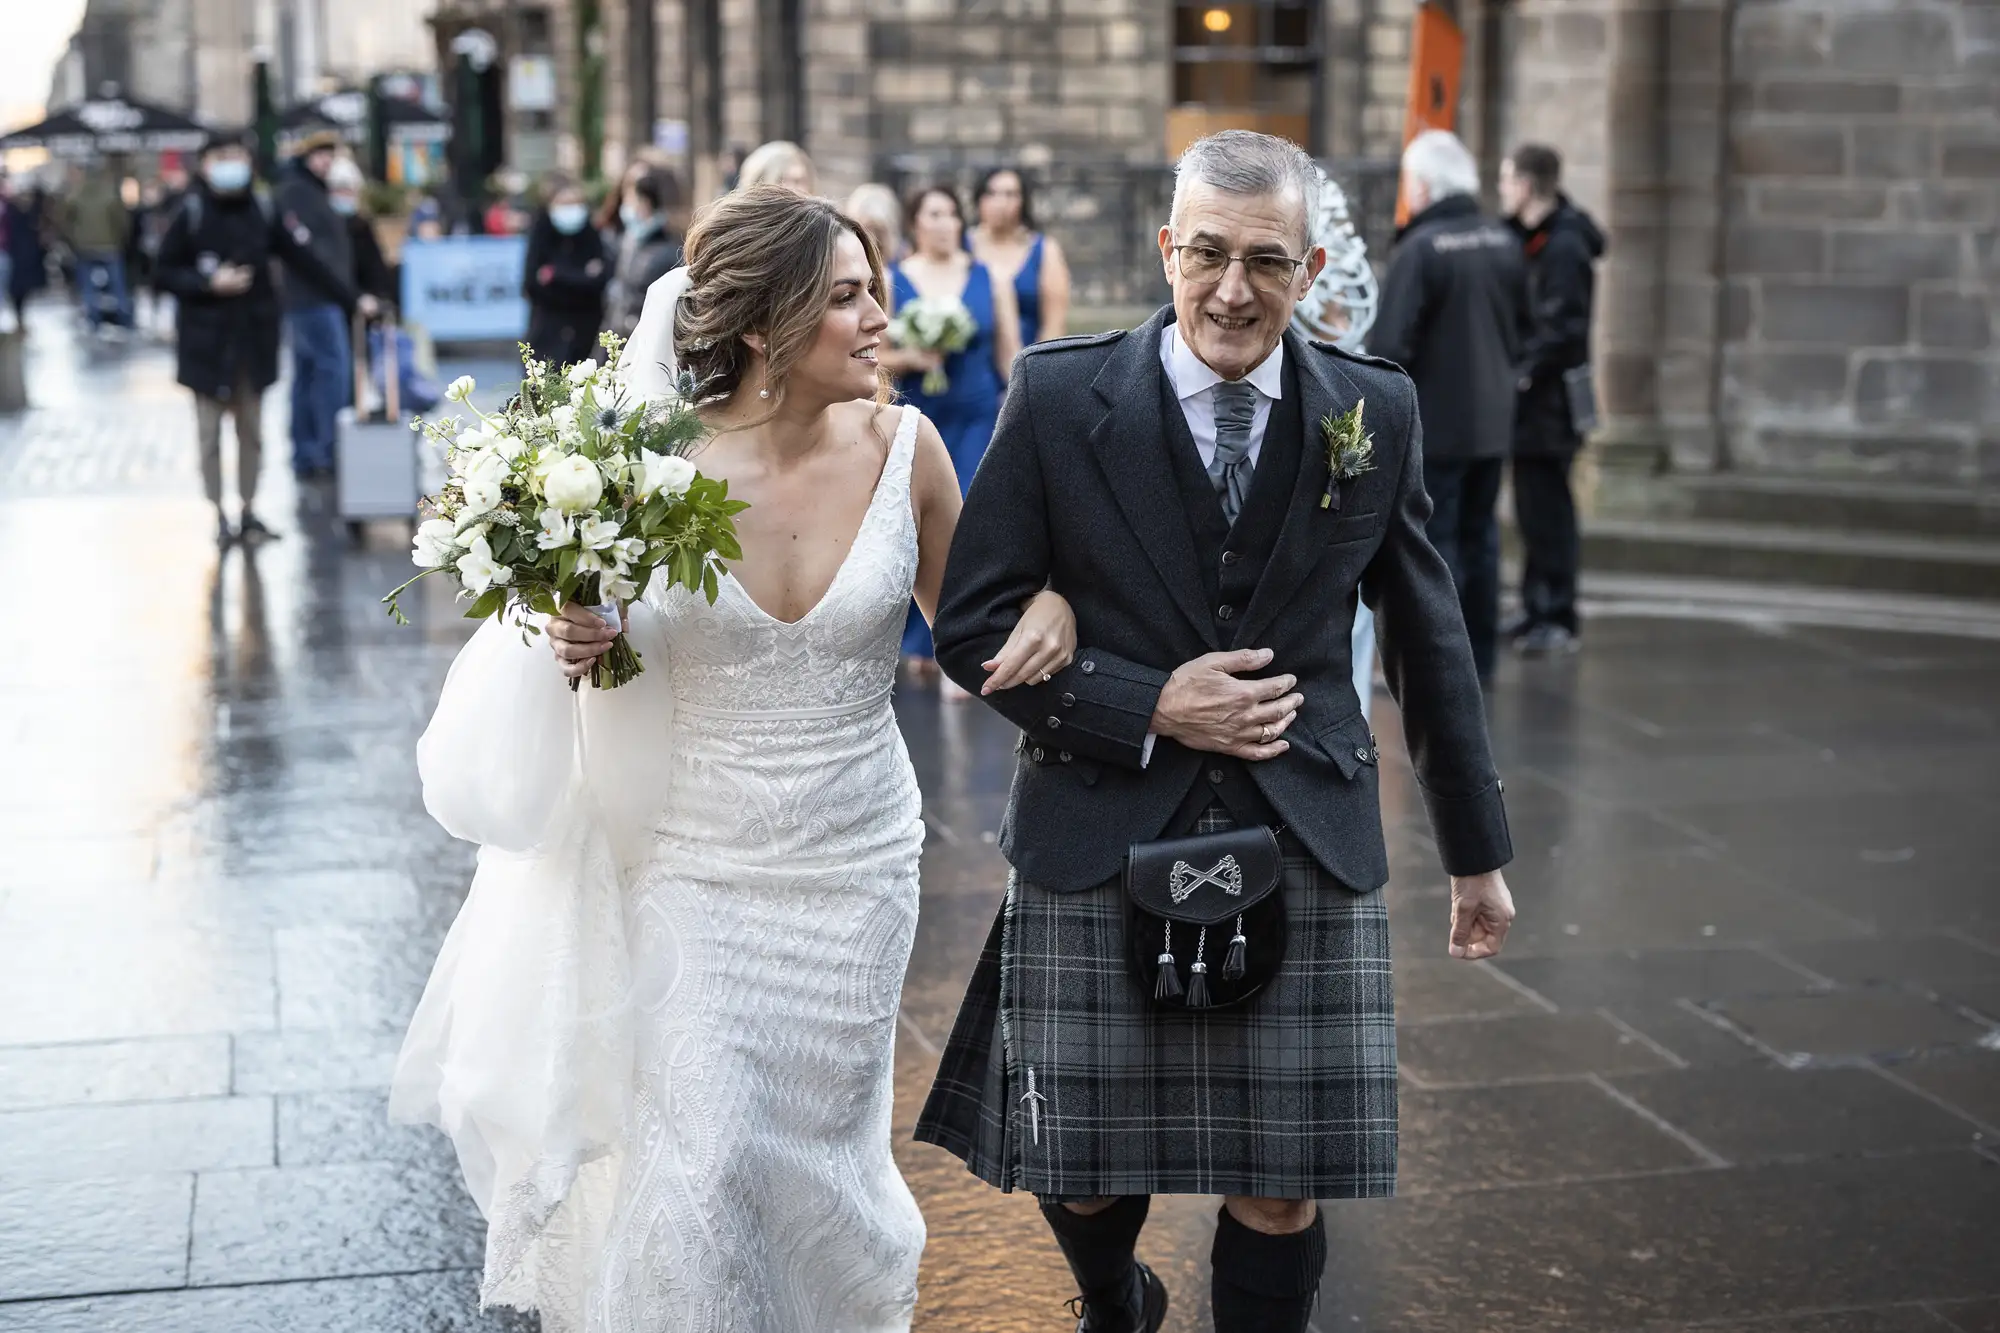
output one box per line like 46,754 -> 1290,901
547,603 -> 618,679
982,590 -> 1076,694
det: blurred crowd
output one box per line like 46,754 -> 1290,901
1,122 -> 1600,681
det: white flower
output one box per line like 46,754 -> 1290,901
602,573 -> 639,603
535,509 -> 575,550
461,473 -> 504,518
570,382 -> 589,409
412,518 -> 458,569
551,404 -> 577,436
492,433 -> 528,461
458,424 -> 498,453
566,358 -> 599,385
459,446 -> 512,484
613,536 -> 647,564
543,454 -> 605,513
637,450 -> 697,500
445,375 -> 476,402
577,516 -> 622,551
455,536 -> 513,596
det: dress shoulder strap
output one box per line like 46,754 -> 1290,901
888,403 -> 922,485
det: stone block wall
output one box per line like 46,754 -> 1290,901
1719,0 -> 1999,482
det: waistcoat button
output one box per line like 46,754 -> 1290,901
1216,605 -> 1235,621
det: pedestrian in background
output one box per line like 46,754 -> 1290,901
603,170 -> 683,342
1371,129 -> 1529,684
2,177 -> 46,329
56,164 -> 134,336
843,183 -> 903,266
522,176 -> 610,371
274,131 -> 361,481
735,141 -> 815,195
1501,143 -> 1604,657
969,166 -> 1071,345
154,134 -> 340,544
884,185 -> 1019,684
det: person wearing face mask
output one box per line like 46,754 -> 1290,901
327,158 -> 395,312
154,134 -> 359,543
273,132 -> 362,482
602,170 -> 683,341
522,176 -> 611,370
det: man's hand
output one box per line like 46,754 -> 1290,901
1150,648 -> 1302,761
1448,870 -> 1515,960
210,264 -> 253,296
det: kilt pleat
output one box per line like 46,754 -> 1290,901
914,812 -> 1398,1200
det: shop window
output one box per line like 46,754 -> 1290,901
1169,0 -> 1320,157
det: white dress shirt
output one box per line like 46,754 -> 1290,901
1159,323 -> 1287,471
1139,327 -> 1287,767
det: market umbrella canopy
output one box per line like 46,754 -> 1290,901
283,88 -> 449,145
1,91 -> 209,156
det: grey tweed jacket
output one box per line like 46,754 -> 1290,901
932,306 -> 1511,893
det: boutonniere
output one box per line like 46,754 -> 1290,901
1319,400 -> 1375,511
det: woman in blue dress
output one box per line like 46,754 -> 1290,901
969,167 -> 1071,347
885,185 -> 1020,682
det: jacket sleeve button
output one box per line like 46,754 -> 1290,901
1061,692 -> 1076,707
1059,751 -> 1072,763
1046,717 -> 1062,730
1080,660 -> 1096,674
1356,747 -> 1371,762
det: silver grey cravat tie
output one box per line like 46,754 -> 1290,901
1209,380 -> 1259,524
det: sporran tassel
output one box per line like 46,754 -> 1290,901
1155,920 -> 1182,1000
1222,914 -> 1248,981
1187,927 -> 1212,1007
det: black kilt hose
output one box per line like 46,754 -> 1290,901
918,311 -> 1512,1204
915,811 -> 1398,1199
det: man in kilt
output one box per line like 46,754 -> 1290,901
918,130 -> 1517,1332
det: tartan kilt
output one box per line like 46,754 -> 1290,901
914,809 -> 1398,1200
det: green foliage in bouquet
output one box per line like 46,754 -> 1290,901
382,333 -> 749,689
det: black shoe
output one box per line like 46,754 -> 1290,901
1517,624 -> 1579,657
237,512 -> 280,543
1067,1261 -> 1168,1333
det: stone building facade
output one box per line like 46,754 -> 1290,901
574,0 -> 1996,485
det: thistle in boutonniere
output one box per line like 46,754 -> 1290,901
1319,399 -> 1375,511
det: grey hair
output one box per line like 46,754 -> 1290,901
1401,129 -> 1480,204
1170,130 -> 1322,249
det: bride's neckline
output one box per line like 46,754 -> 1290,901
724,408 -> 906,629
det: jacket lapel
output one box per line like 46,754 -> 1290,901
1235,331 -> 1366,646
1087,308 -> 1219,650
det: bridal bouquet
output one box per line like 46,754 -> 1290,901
383,333 -> 748,689
888,295 -> 976,395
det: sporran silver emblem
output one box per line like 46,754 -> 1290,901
1168,854 -> 1244,903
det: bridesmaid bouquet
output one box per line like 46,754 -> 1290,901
889,296 -> 976,395
383,333 -> 748,689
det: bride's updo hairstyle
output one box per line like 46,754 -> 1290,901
675,184 -> 888,408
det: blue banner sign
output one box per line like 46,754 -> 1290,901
401,236 -> 529,343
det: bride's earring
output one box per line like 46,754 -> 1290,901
758,385 -> 770,399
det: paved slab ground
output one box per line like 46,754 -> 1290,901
2,307 -> 1996,1331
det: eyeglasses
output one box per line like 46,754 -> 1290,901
1171,243 -> 1307,293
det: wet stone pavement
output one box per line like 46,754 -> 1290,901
2,306 -> 1998,1332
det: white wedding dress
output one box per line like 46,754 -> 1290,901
393,405 -> 929,1333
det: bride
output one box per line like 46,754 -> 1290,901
393,186 -> 1075,1331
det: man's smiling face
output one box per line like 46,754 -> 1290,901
1159,181 -> 1325,382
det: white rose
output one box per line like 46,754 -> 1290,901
638,450 -> 697,500
460,447 -> 512,484
445,375 -> 476,402
535,508 -> 575,550
566,358 -> 599,385
461,474 -> 504,518
455,536 -> 513,596
412,517 -> 458,569
577,516 -> 622,551
543,454 -> 605,513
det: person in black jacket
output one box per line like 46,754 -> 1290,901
154,134 -> 358,543
1501,143 -> 1605,656
1371,129 -> 1530,683
523,177 -> 610,370
273,132 -> 362,481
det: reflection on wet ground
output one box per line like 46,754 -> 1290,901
1,306 -> 1997,1331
